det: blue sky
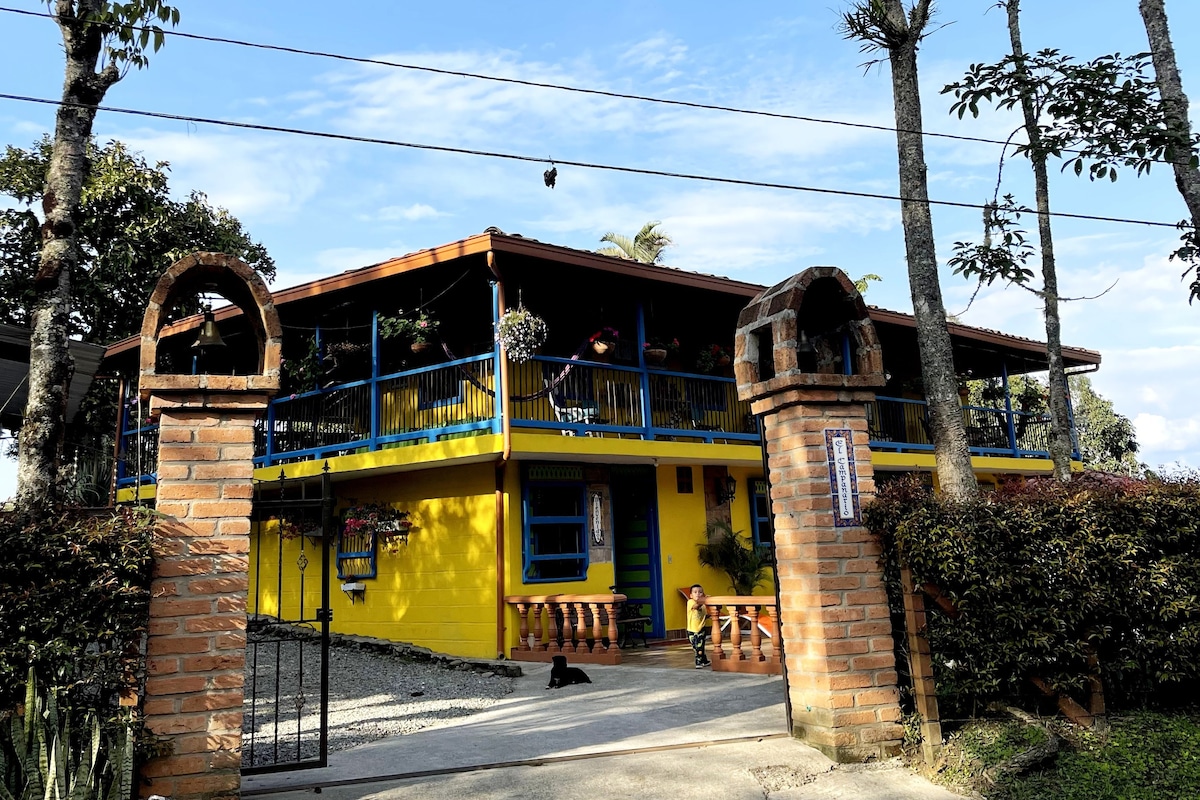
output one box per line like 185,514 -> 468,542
2,0 -> 1199,494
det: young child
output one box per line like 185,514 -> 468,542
686,584 -> 711,668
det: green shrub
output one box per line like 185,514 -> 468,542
0,506 -> 156,708
865,475 -> 1200,712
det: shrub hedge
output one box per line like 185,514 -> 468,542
0,506 -> 156,707
865,475 -> 1200,713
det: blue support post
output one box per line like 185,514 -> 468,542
491,281 -> 503,435
264,402 -> 276,466
636,303 -> 654,441
1002,361 -> 1018,456
314,325 -> 323,393
370,311 -> 381,451
841,333 -> 853,376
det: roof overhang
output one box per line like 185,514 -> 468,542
0,323 -> 107,427
100,230 -> 1101,373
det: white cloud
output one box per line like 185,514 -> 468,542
619,35 -> 688,72
371,203 -> 444,223
115,130 -> 332,223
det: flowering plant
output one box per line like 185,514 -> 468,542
342,503 -> 410,539
589,326 -> 619,343
644,336 -> 680,353
497,306 -> 549,364
695,343 -> 731,373
379,309 -> 440,343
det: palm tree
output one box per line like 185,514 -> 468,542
597,221 -> 674,264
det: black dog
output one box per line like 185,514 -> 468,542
546,655 -> 591,689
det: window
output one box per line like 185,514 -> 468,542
676,466 -> 693,493
523,466 -> 588,582
751,479 -> 774,560
417,369 -> 462,409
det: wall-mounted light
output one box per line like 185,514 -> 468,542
716,475 -> 737,505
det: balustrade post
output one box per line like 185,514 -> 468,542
574,602 -> 588,653
767,604 -> 782,664
708,604 -> 724,662
747,605 -> 764,662
547,599 -> 559,652
604,601 -> 618,652
589,603 -> 602,654
729,604 -> 744,660
516,603 -> 530,652
535,602 -> 548,652
559,601 -> 573,653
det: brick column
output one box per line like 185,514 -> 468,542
140,392 -> 268,800
734,267 -> 901,762
756,389 -> 901,761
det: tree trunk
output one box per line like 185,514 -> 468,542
1138,0 -> 1200,235
884,0 -> 978,500
1006,1 -> 1073,481
16,0 -> 119,511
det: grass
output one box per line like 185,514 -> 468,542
994,711 -> 1200,800
924,711 -> 1200,800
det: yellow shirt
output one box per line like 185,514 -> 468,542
686,598 -> 707,634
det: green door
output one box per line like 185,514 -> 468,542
611,467 -> 664,638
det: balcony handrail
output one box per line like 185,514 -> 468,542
274,351 -> 494,406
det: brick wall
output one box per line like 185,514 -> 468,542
140,394 -> 266,800
759,392 -> 902,761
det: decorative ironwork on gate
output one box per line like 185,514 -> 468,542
244,466 -> 333,775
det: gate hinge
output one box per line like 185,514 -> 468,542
316,608 -> 334,623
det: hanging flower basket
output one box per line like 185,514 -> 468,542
644,347 -> 667,365
497,306 -> 549,364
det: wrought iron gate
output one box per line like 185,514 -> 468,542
243,467 -> 333,775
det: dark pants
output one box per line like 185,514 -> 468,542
689,628 -> 709,665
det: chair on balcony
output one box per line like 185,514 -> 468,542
544,377 -> 603,435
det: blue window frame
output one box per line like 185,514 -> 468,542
522,465 -> 589,583
337,525 -> 377,580
417,369 -> 463,409
751,479 -> 774,559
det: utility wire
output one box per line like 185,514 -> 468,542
5,4 -> 1192,173
0,92 -> 1186,231
0,4 -> 1079,154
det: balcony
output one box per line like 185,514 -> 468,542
867,396 -> 1075,459
116,366 -> 1073,488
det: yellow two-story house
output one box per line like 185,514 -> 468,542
104,229 -> 1100,661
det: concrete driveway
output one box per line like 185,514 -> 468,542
242,659 -> 960,800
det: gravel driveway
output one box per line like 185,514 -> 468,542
242,632 -> 517,768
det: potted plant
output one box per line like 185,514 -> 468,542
589,326 -> 619,359
695,343 -> 731,373
697,521 -> 769,596
497,305 -> 548,364
643,336 -> 679,366
380,309 -> 440,354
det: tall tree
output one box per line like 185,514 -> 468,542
1069,375 -> 1141,476
597,221 -> 674,264
1138,0 -> 1200,295
18,0 -> 179,511
941,1 -> 1074,481
841,0 -> 978,500
0,137 -> 274,345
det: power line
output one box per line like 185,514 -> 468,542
0,92 -> 1185,232
0,3 -> 1043,152
4,3 -> 1189,174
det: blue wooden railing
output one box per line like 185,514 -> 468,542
867,395 -> 1078,459
115,379 -> 1076,489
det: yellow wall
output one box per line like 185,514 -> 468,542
250,462 -> 500,659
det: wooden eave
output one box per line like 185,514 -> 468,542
867,307 -> 1101,368
100,230 -> 1100,371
